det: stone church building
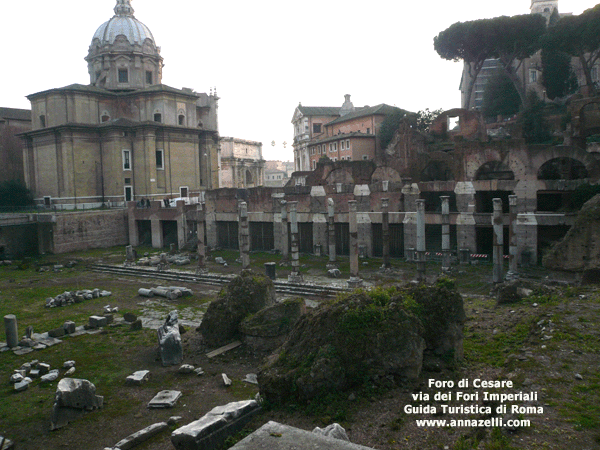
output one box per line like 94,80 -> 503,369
21,0 -> 219,208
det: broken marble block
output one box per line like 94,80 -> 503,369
50,378 -> 103,431
114,422 -> 168,450
157,311 -> 182,366
148,390 -> 182,408
41,370 -> 60,383
312,423 -> 350,441
88,315 -> 107,328
126,370 -> 150,386
171,400 -> 260,450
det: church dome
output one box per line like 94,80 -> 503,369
86,0 -> 163,91
91,0 -> 154,46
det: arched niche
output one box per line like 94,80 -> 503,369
421,160 -> 455,182
474,161 -> 514,181
537,157 -> 588,180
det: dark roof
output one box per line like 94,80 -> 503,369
0,107 -> 31,122
27,83 -> 199,100
326,104 -> 400,126
297,106 -> 341,116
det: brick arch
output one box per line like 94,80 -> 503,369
530,146 -> 600,180
572,97 -> 600,137
417,151 -> 460,182
538,157 -> 588,180
371,166 -> 401,184
326,168 -> 355,185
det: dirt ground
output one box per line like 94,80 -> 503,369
1,254 -> 599,450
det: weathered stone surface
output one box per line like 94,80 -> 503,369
0,435 -> 15,450
14,378 -> 32,392
123,312 -> 137,323
126,370 -> 150,386
544,194 -> 600,271
138,288 -> 154,297
130,319 -> 143,331
48,326 -> 66,338
258,291 -> 425,404
3,315 -> 18,349
199,272 -> 276,348
178,364 -> 195,374
50,378 -> 103,430
148,390 -> 182,408
313,423 -> 349,441
229,421 -> 376,450
41,370 -> 60,383
63,321 -> 76,334
63,360 -> 76,369
54,378 -> 103,410
9,373 -> 24,384
240,298 -> 305,353
157,311 -> 183,366
89,315 -> 107,328
171,400 -> 260,450
114,422 -> 168,450
222,373 -> 232,386
259,282 -> 464,405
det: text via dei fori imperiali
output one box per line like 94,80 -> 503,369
405,379 -> 542,428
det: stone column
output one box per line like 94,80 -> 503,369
127,202 -> 139,246
326,198 -> 337,268
416,199 -> 426,282
280,200 -> 289,261
441,196 -> 451,272
150,218 -> 163,249
4,314 -> 18,349
382,198 -> 390,268
508,195 -> 518,277
196,207 -> 207,274
492,198 -> 504,283
348,200 -> 363,287
288,201 -> 302,282
239,201 -> 250,270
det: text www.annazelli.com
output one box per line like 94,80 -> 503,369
415,418 -> 531,428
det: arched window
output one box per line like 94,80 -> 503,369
178,115 -> 185,125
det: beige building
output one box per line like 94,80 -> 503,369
0,107 -> 31,183
460,0 -> 599,110
21,0 -> 219,208
218,137 -> 264,188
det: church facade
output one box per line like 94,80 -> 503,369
21,0 -> 219,208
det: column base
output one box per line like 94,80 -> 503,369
288,272 -> 303,283
347,277 -> 363,288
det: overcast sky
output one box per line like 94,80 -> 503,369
2,0 -> 597,161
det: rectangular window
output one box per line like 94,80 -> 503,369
146,71 -> 153,84
122,149 -> 131,170
367,128 -> 371,134
346,139 -> 350,149
118,69 -> 128,83
312,160 -> 316,169
329,143 -> 333,152
334,142 -> 337,151
155,149 -> 164,170
180,186 -> 189,198
362,155 -> 368,160
154,113 -> 162,122
313,123 -> 322,133
529,69 -> 537,83
311,148 -> 315,155
341,141 -> 345,150
124,177 -> 131,184
124,186 -> 133,202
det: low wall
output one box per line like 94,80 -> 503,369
52,209 -> 129,254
